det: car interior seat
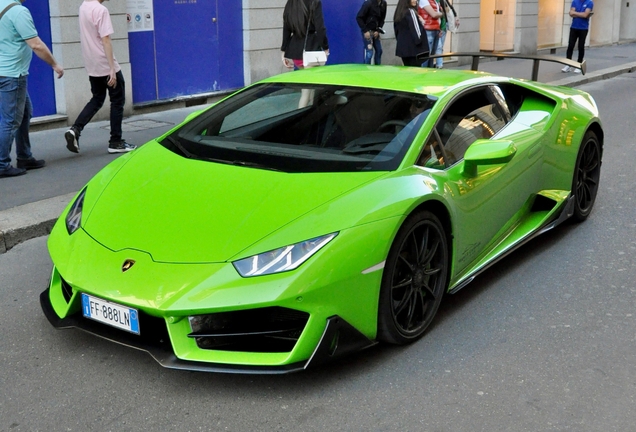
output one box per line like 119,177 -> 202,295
333,94 -> 387,146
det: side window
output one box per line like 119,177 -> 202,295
435,87 -> 508,166
489,85 -> 512,121
496,83 -> 525,118
416,131 -> 445,169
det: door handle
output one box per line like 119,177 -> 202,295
212,17 -> 217,23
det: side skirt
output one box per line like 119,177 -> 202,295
448,194 -> 575,295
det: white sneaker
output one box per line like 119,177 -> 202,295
64,128 -> 80,153
573,68 -> 581,74
561,65 -> 571,73
108,140 -> 137,154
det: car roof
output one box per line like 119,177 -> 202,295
260,64 -> 497,98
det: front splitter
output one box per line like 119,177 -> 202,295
40,289 -> 376,374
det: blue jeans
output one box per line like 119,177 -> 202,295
0,75 -> 33,171
435,30 -> 447,68
422,30 -> 439,67
362,34 -> 383,65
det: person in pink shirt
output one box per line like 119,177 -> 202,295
64,0 -> 135,154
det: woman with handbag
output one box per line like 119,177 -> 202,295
281,0 -> 329,70
394,0 -> 429,67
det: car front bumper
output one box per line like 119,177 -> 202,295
40,287 -> 375,374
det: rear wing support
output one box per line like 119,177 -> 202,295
424,52 -> 586,81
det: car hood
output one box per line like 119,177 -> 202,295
83,143 -> 384,263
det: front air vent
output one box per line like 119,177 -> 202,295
188,307 -> 310,353
531,194 -> 558,213
60,277 -> 74,303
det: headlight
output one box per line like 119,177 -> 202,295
233,233 -> 338,277
65,188 -> 87,235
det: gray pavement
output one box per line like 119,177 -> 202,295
2,42 -> 636,254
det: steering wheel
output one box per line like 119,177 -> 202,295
378,120 -> 409,134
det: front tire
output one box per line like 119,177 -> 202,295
377,211 -> 449,345
572,131 -> 601,222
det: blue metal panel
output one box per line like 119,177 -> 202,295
24,2 -> 55,116
128,31 -> 157,103
323,1 -> 364,65
154,1 -> 220,99
218,0 -> 244,89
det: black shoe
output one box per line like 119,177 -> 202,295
108,140 -> 137,154
0,166 -> 27,178
65,127 -> 80,153
17,157 -> 46,170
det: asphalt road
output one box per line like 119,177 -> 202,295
1,74 -> 635,431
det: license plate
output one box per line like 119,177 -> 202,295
81,293 -> 140,334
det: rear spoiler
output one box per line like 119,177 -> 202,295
425,52 -> 586,81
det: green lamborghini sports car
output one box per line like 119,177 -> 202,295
41,63 -> 603,373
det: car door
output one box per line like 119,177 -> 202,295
422,84 -> 544,275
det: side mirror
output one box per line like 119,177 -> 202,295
462,139 -> 516,177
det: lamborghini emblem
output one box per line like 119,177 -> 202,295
122,259 -> 136,272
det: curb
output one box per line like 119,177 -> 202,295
1,64 -> 634,255
549,62 -> 636,87
0,192 -> 76,254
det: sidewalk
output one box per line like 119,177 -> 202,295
2,43 -> 636,254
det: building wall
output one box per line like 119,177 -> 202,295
243,0 -> 288,85
620,0 -> 636,40
42,0 -> 635,124
516,0 -> 538,53
454,0 -> 481,55
48,0 -> 133,124
589,0 -> 618,46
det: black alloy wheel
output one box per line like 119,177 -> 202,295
572,131 -> 601,222
377,211 -> 449,344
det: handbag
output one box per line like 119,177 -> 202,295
303,50 -> 328,68
302,1 -> 327,67
446,9 -> 458,33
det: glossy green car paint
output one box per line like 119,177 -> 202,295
43,64 -> 603,372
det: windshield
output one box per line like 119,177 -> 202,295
164,83 -> 436,173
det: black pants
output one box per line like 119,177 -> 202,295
566,28 -> 588,63
73,70 -> 125,143
401,57 -> 421,67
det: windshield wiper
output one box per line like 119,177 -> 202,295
164,136 -> 235,166
232,160 -> 281,172
164,135 -> 195,159
165,136 -> 280,171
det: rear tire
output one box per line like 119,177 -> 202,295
571,131 -> 601,222
377,211 -> 449,345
